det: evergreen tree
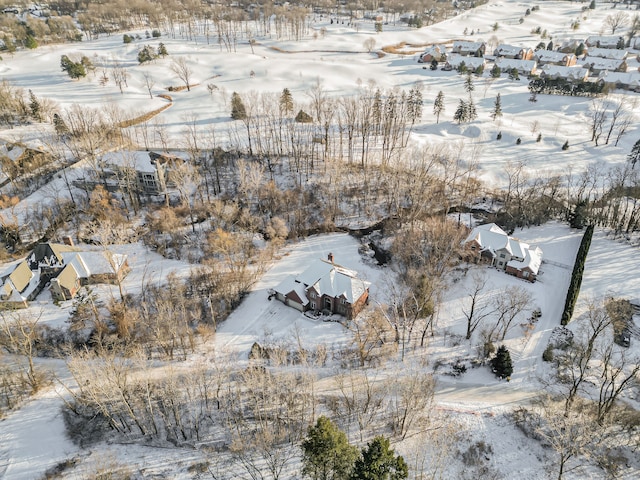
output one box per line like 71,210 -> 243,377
491,345 -> 513,378
408,83 -> 423,125
157,42 -> 168,57
589,0 -> 596,9
508,68 -> 520,81
279,87 -> 294,116
230,92 -> 247,120
628,139 -> 640,168
60,55 -> 86,79
351,436 -> 408,480
138,45 -> 157,64
25,35 -> 38,49
28,90 -> 42,122
490,93 -> 502,121
301,416 -> 358,480
490,64 -> 501,78
562,140 -> 569,150
463,73 -> 475,95
546,40 -> 554,51
430,58 -> 438,70
123,34 -> 133,44
433,90 -> 445,124
467,99 -> 477,121
53,113 -> 69,136
454,99 -> 467,124
575,43 -> 585,57
295,109 -> 313,123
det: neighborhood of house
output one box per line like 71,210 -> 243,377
418,33 -> 640,91
464,223 -> 543,282
0,241 -> 129,308
273,253 -> 370,320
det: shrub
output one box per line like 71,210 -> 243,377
536,133 -> 542,142
496,131 -> 502,140
152,29 -> 161,38
516,137 -> 522,145
123,34 -> 133,44
491,345 -> 513,378
542,345 -> 554,362
562,140 -> 569,150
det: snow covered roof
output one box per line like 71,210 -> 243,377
585,35 -> 624,48
464,223 -> 511,254
60,251 -> 127,278
495,58 -> 537,72
586,47 -> 627,60
274,258 -> 369,305
453,40 -> 485,52
507,246 -> 543,275
446,54 -> 486,69
598,70 -> 640,89
582,56 -> 626,71
102,151 -> 158,173
494,44 -> 527,57
0,144 -> 25,162
541,65 -> 590,81
534,50 -> 573,64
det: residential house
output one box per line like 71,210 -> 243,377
540,65 -> 591,82
585,35 -> 624,49
273,253 -> 370,320
493,44 -> 534,60
443,54 -> 486,72
418,44 -> 447,63
451,40 -> 486,57
464,223 -> 543,282
582,56 -> 627,75
0,141 -> 50,187
0,261 -> 39,308
495,58 -> 537,76
101,150 -> 185,196
558,39 -> 585,54
585,47 -> 628,60
598,70 -> 640,92
534,50 -> 577,66
49,251 -> 130,301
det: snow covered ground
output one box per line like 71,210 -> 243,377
0,0 -> 639,478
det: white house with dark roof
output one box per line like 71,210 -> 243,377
464,224 -> 543,282
273,254 -> 370,320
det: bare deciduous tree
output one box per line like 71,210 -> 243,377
170,57 -> 193,91
603,12 -> 629,34
462,272 -> 493,340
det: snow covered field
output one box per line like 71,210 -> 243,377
0,0 -> 639,478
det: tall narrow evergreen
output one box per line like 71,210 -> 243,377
491,93 -> 503,121
433,90 -> 445,124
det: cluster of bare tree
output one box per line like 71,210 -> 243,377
514,298 -> 640,479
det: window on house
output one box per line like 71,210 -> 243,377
523,271 -> 530,278
499,253 -> 506,258
310,301 -> 316,310
341,298 -> 347,305
310,292 -> 316,299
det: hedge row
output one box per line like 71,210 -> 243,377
528,77 -> 605,97
560,224 -> 594,325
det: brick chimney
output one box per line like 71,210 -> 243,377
62,235 -> 74,246
328,252 -> 334,263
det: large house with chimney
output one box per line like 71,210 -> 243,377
464,224 -> 543,282
273,254 -> 370,320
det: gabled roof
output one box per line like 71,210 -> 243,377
507,246 -> 543,275
535,50 -> 573,63
28,243 -> 77,269
53,263 -> 80,292
586,35 -> 624,48
582,56 -> 626,71
274,258 -> 370,306
494,44 -> 526,57
598,70 -> 640,88
60,251 -> 127,278
464,223 -> 509,253
541,65 -> 590,81
446,54 -> 486,69
586,47 -> 627,60
495,58 -> 537,72
7,261 -> 33,293
453,40 -> 485,51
